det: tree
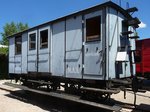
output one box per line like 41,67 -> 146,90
0,47 -> 8,55
0,22 -> 29,45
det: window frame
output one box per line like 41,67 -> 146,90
39,27 -> 49,49
15,35 -> 22,55
28,30 -> 37,51
85,16 -> 102,42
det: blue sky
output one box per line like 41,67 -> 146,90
0,0 -> 149,40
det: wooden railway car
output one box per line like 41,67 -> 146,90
8,1 -> 140,100
136,39 -> 150,79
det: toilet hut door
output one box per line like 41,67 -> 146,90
84,11 -> 103,77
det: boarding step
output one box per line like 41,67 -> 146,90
80,87 -> 120,94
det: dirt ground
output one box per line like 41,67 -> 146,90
111,90 -> 150,112
0,80 -> 49,112
0,80 -> 149,112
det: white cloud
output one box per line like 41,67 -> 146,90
139,21 -> 147,29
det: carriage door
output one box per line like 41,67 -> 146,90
84,11 -> 103,77
28,30 -> 38,72
38,27 -> 50,73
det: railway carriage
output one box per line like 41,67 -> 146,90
136,39 -> 150,79
8,1 -> 140,100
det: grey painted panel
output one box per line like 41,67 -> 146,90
9,57 -> 15,73
66,16 -> 82,51
14,55 -> 22,74
84,42 -> 102,75
106,7 -> 109,80
51,21 -> 65,76
22,33 -> 28,73
28,55 -> 37,72
66,15 -> 82,78
9,38 -> 15,73
108,8 -> 121,79
38,53 -> 49,72
66,50 -> 82,78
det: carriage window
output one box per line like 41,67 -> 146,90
40,29 -> 48,48
15,36 -> 22,55
86,16 -> 101,42
29,33 -> 36,50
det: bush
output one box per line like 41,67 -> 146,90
0,54 -> 8,79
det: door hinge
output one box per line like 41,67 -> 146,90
82,20 -> 84,24
82,42 -> 85,46
82,64 -> 85,68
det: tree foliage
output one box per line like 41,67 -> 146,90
0,22 -> 29,45
0,47 -> 8,55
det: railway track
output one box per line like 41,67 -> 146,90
0,81 -> 149,112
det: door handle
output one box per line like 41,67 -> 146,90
35,60 -> 37,67
86,48 -> 88,53
96,47 -> 99,52
99,50 -> 102,53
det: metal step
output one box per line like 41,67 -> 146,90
122,31 -> 133,36
26,79 -> 52,85
80,87 -> 120,94
126,7 -> 138,13
129,36 -> 139,39
123,17 -> 141,28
